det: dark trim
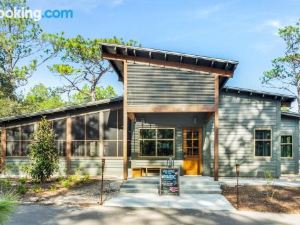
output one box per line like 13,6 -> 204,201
101,43 -> 239,78
281,112 -> 300,119
0,97 -> 123,125
222,86 -> 296,103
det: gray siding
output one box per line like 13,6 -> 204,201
280,117 -> 299,174
130,113 -> 208,175
70,159 -> 123,177
217,92 -> 281,177
127,63 -> 215,105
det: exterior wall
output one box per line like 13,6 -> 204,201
217,92 -> 282,177
130,113 -> 208,175
127,62 -> 215,106
280,117 -> 299,174
0,101 -> 124,178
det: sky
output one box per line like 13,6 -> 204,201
25,0 -> 300,103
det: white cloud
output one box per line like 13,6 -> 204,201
190,3 -> 224,19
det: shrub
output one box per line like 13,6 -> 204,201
0,193 -> 18,224
28,117 -> 59,184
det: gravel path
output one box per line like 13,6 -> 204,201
23,179 -> 123,206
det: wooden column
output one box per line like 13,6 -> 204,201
66,116 -> 72,175
214,75 -> 219,181
123,61 -> 128,180
1,128 -> 6,169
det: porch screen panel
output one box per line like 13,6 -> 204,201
71,113 -> 100,157
103,110 -> 121,157
6,124 -> 34,156
53,119 -> 66,156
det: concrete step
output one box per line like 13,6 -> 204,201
120,188 -> 159,194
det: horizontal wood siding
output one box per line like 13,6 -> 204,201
70,159 -> 123,177
280,117 -> 299,174
217,93 -> 281,177
4,158 -> 67,177
127,63 -> 215,105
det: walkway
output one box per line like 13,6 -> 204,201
103,176 -> 235,211
7,204 -> 300,225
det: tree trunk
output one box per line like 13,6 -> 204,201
91,90 -> 96,102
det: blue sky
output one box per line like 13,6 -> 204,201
26,0 -> 300,100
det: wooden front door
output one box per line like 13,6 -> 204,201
183,128 -> 202,175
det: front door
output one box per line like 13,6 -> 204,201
183,128 -> 202,175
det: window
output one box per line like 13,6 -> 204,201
281,135 -> 293,158
183,129 -> 200,157
6,124 -> 34,156
103,109 -> 123,157
139,128 -> 174,157
254,129 -> 271,157
71,113 -> 100,157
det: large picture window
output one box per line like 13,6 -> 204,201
254,129 -> 271,157
139,128 -> 174,157
281,135 -> 293,158
6,124 -> 34,156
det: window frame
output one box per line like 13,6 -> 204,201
139,128 -> 175,158
6,123 -> 35,157
280,134 -> 293,159
254,128 -> 272,158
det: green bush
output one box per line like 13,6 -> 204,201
28,117 -> 59,184
0,193 -> 18,224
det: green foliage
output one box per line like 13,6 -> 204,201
0,179 -> 12,192
44,34 -> 138,101
16,182 -> 27,195
28,118 -> 59,183
0,0 -> 52,100
0,193 -> 18,225
264,170 -> 277,199
262,19 -> 300,111
71,84 -> 116,103
22,83 -> 65,113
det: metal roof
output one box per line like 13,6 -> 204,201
222,86 -> 296,103
0,96 -> 123,124
281,111 -> 300,118
101,43 -> 239,80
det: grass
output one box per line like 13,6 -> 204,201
0,193 -> 18,224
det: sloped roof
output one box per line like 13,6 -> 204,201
0,96 -> 123,125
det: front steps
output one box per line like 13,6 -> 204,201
120,176 -> 221,194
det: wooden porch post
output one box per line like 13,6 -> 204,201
214,75 -> 219,181
66,116 -> 72,175
1,128 -> 7,169
123,61 -> 128,180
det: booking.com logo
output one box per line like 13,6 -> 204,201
0,7 -> 73,21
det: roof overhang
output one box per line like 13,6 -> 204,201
101,43 -> 239,86
222,86 -> 296,104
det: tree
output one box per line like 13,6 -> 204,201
22,84 -> 65,112
45,34 -> 139,101
0,0 -> 53,100
71,84 -> 116,104
262,19 -> 300,111
28,118 -> 59,183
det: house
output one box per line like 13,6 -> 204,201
0,44 -> 299,180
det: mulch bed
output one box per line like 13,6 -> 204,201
222,185 -> 300,213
